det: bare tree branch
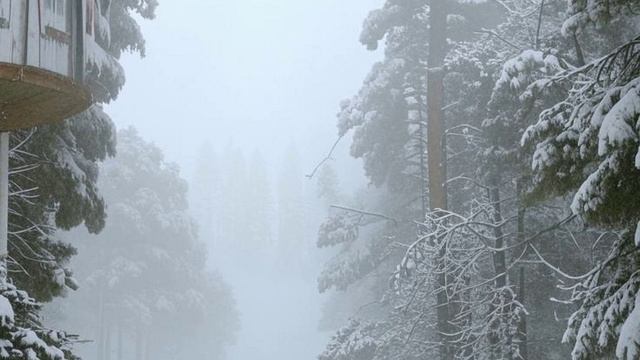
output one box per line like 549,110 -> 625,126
306,134 -> 345,179
330,205 -> 400,225
475,28 -> 520,50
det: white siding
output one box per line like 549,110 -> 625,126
0,1 -> 27,64
0,0 -> 88,79
0,0 -> 13,63
39,0 -> 71,75
26,0 -> 40,67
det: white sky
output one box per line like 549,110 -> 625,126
106,1 -> 383,359
107,0 -> 382,179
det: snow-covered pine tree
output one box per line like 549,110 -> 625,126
9,0 -> 158,301
318,1 -> 514,359
447,1 -> 578,357
319,320 -> 379,360
2,1 -> 157,358
319,0 -> 430,298
0,280 -> 80,360
47,128 -> 239,360
318,1 -> 611,360
520,1 -> 640,359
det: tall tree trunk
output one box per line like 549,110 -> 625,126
419,108 -> 428,218
105,322 -> 112,360
518,267 -> 528,360
135,325 -> 143,360
516,182 -> 528,360
117,322 -> 123,360
144,333 -> 151,360
427,2 -> 448,214
427,1 -> 451,359
490,187 -> 506,289
489,185 -> 508,359
97,285 -> 105,360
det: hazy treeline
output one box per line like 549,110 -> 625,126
190,142 -> 325,273
188,143 -> 339,359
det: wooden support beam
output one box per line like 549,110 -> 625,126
0,132 -> 9,280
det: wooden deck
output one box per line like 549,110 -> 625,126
0,62 -> 91,131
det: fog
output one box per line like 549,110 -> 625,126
107,0 -> 381,179
4,1 -> 639,360
107,1 -> 383,359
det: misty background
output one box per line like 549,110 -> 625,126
108,0 -> 381,178
57,1 -> 382,359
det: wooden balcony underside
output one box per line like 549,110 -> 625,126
0,62 -> 91,131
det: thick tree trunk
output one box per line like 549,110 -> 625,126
427,1 -> 448,214
117,322 -> 123,360
135,326 -> 143,360
97,285 -> 105,360
427,1 -> 451,359
105,322 -> 112,360
144,333 -> 151,360
419,109 -> 428,218
490,187 -> 506,289
489,185 -> 507,359
518,267 -> 528,360
516,186 -> 528,360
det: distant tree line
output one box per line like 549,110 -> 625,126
191,141 -> 322,273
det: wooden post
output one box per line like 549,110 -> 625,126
0,132 -> 9,280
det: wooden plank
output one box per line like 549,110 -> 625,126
0,132 -> 8,260
0,0 -> 10,28
10,0 -> 26,64
39,0 -> 70,75
71,0 -> 81,81
0,0 -> 12,63
0,62 -> 90,130
25,0 -> 40,67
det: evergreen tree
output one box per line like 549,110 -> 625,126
277,143 -> 306,269
247,151 -> 274,254
46,128 -> 239,360
190,141 -> 222,249
317,1 -> 624,360
2,1 -> 157,358
520,1 -> 640,358
316,164 -> 341,206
